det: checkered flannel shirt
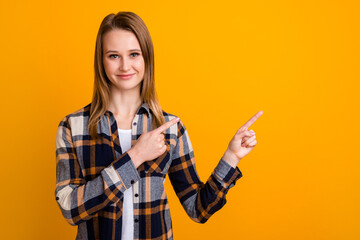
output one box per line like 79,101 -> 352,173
55,102 -> 242,240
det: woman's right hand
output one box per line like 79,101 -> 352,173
128,117 -> 180,168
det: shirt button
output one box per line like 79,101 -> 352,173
56,196 -> 59,200
134,219 -> 139,223
133,122 -> 137,126
131,180 -> 135,184
134,193 -> 139,197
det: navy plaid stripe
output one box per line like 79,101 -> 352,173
55,102 -> 242,239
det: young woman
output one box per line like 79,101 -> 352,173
55,11 -> 263,240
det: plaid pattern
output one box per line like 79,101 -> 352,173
55,102 -> 242,240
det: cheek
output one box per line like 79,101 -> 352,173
102,59 -> 109,73
134,59 -> 145,74
103,59 -> 116,73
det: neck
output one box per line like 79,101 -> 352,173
107,86 -> 142,117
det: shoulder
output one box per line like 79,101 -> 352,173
161,109 -> 184,125
66,103 -> 91,119
160,109 -> 187,134
57,103 -> 91,128
161,109 -> 178,120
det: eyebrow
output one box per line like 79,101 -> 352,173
105,49 -> 141,54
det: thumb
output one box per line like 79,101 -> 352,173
238,130 -> 253,139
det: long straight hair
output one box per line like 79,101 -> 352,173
88,11 -> 165,139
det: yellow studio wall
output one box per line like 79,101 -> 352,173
0,0 -> 359,239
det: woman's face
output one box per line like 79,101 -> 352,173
102,29 -> 145,92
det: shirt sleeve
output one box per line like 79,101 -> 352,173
55,116 -> 140,226
167,119 -> 242,223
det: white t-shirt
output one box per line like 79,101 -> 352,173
118,128 -> 134,240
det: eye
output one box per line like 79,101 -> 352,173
130,52 -> 140,57
109,54 -> 118,59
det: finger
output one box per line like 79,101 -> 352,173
241,130 -> 255,142
154,117 -> 180,134
242,135 -> 256,147
236,126 -> 247,134
158,134 -> 165,142
242,136 -> 250,143
236,126 -> 252,136
237,130 -> 254,139
241,135 -> 252,143
241,111 -> 263,129
161,144 -> 167,153
246,139 -> 257,147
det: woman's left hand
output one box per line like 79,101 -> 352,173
222,111 -> 263,168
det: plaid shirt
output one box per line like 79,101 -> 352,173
55,102 -> 242,240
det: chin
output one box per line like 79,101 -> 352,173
115,83 -> 142,91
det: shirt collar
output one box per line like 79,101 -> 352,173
104,102 -> 151,117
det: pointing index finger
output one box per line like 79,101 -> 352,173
154,117 -> 180,134
241,110 -> 263,129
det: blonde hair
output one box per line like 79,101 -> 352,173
88,11 -> 165,139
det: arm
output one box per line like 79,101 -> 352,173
168,119 -> 242,224
55,116 -> 140,226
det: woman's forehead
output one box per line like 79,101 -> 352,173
103,29 -> 140,52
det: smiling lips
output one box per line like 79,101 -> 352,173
117,73 -> 135,80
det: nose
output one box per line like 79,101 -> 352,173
119,57 -> 130,72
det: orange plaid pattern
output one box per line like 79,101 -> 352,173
55,102 -> 242,239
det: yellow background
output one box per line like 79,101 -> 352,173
0,0 -> 359,239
